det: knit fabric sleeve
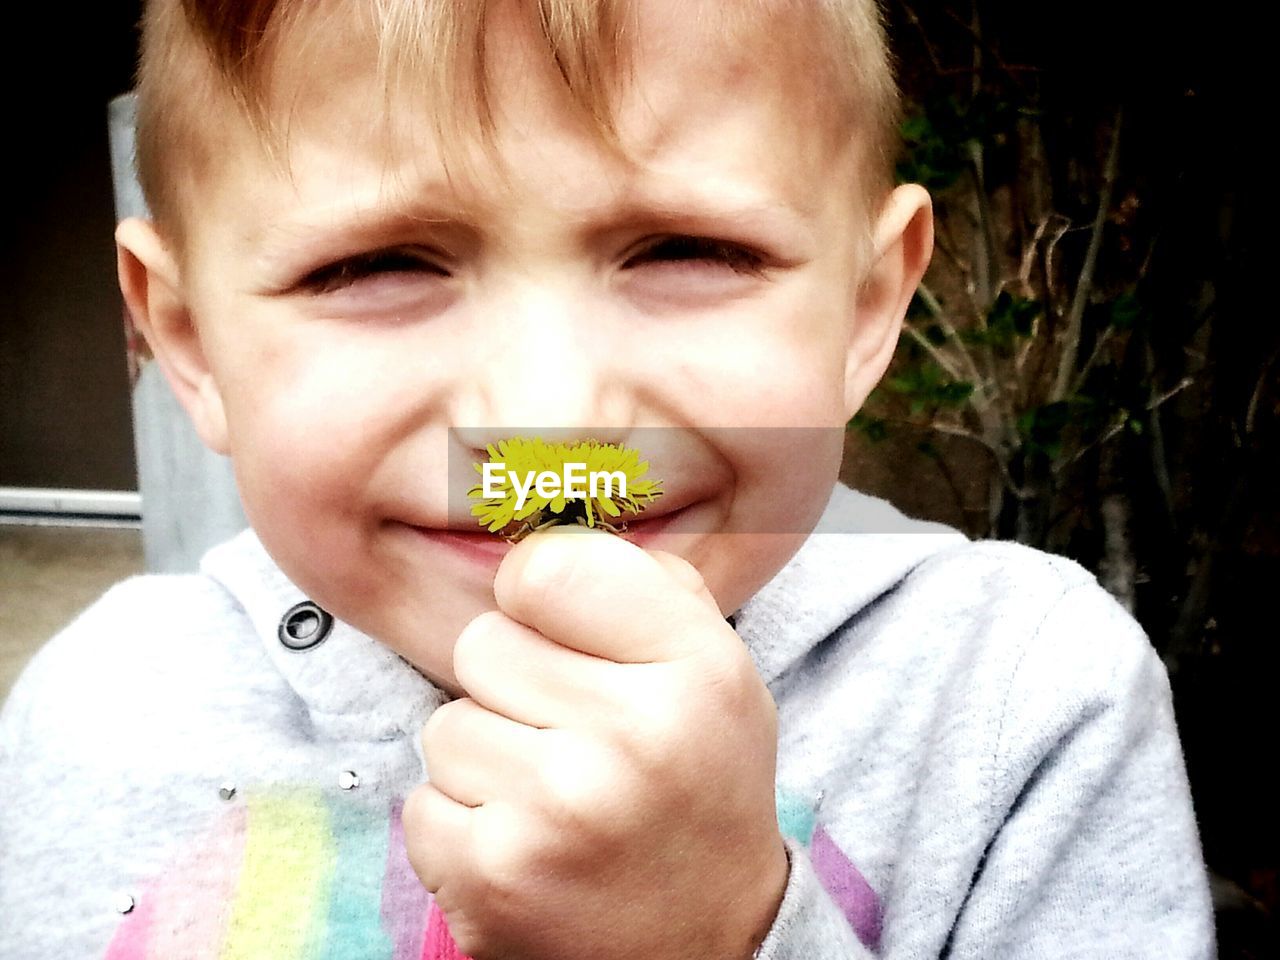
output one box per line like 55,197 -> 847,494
754,578 -> 1215,959
939,581 -> 1216,958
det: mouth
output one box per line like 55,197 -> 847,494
405,525 -> 514,568
612,502 -> 692,547
403,502 -> 697,567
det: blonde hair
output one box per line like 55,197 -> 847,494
134,0 -> 900,264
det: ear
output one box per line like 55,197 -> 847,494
842,184 -> 934,419
115,217 -> 230,455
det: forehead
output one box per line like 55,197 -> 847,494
198,0 -> 857,258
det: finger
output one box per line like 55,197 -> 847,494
420,696 -> 546,807
401,781 -> 474,895
451,610 -> 631,729
492,526 -> 731,663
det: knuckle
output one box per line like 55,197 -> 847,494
451,927 -> 495,960
440,904 -> 501,960
610,670 -> 689,772
538,737 -> 629,841
419,697 -> 461,752
452,611 -> 505,686
469,804 -> 531,905
400,787 -> 440,886
699,648 -> 760,715
401,784 -> 427,832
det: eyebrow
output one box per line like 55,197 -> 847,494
583,193 -> 814,244
250,181 -> 816,269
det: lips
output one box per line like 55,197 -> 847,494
402,501 -> 695,565
615,502 -> 694,546
405,524 -> 514,568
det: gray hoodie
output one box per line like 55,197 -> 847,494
0,483 -> 1216,958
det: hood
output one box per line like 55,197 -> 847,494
733,482 -> 967,684
200,483 -> 967,741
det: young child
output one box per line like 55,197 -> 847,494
0,1 -> 1216,957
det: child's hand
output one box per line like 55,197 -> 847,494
403,527 -> 788,960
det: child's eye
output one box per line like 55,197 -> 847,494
627,236 -> 767,277
300,248 -> 446,294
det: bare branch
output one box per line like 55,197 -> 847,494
915,283 -> 991,400
1051,107 -> 1123,402
900,0 -> 1040,84
898,1 -> 949,76
1053,376 -> 1193,477
1142,333 -> 1178,533
964,1 -> 998,314
903,321 -> 966,383
1246,347 -> 1279,436
857,413 -> 1023,500
1149,376 -> 1195,411
932,229 -> 970,279
929,419 -> 998,450
1013,216 -> 1059,383
1041,217 -> 1074,321
1014,216 -> 1070,392
1053,412 -> 1128,475
939,4 -> 1039,90
967,144 -> 998,311
1018,216 -> 1055,288
928,421 -> 1032,500
1068,326 -> 1116,397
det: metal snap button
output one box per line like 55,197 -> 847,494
278,601 -> 333,651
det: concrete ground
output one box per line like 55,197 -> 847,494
0,525 -> 145,705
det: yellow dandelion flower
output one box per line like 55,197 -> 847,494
468,436 -> 663,541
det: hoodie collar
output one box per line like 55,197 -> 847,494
199,484 -> 966,739
733,483 -> 968,686
200,531 -> 448,743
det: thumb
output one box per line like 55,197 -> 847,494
647,550 -> 723,616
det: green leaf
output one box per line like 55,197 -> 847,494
1108,292 -> 1142,331
939,382 -> 975,407
1017,401 -> 1073,459
849,412 -> 889,442
984,291 -> 1042,350
1012,298 -> 1041,336
900,114 -> 932,142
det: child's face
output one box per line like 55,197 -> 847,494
125,2 -> 929,695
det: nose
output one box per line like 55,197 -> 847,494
452,276 -> 633,451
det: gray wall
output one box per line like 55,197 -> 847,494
109,95 -> 247,573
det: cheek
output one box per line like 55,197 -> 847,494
214,337 -> 398,545
219,322 -> 431,483
691,426 -> 843,613
662,298 -> 850,428
728,426 -> 844,530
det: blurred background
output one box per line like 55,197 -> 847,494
0,1 -> 1272,955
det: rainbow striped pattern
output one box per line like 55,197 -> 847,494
103,788 -> 466,960
103,785 -> 880,957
